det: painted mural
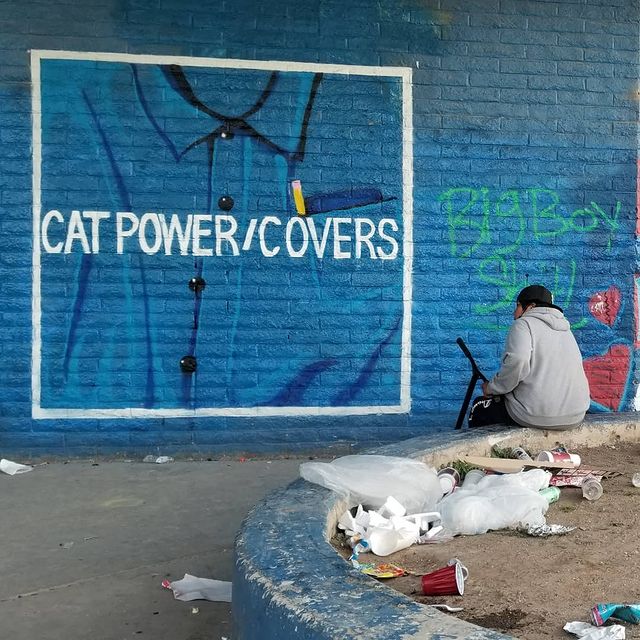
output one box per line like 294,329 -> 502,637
34,53 -> 411,415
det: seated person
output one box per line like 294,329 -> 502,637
469,285 -> 590,430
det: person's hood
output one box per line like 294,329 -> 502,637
521,306 -> 570,331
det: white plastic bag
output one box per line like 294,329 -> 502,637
438,469 -> 551,536
300,455 -> 441,514
564,621 -> 625,640
0,459 -> 33,475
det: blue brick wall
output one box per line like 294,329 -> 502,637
0,0 -> 638,456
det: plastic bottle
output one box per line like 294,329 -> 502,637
581,474 -> 603,501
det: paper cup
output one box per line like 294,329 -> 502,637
421,561 -> 467,596
368,527 -> 416,556
437,468 -> 460,496
536,450 -> 581,467
462,469 -> 485,487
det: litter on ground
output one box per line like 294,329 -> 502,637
162,574 -> 232,602
0,458 -> 33,475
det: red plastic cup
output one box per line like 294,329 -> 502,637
421,561 -> 466,596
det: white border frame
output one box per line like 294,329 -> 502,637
31,50 -> 413,419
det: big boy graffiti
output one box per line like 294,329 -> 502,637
441,186 -> 622,322
441,186 -> 633,411
33,52 -> 412,415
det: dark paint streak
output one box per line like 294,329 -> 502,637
333,315 -> 402,405
132,65 -> 180,162
237,71 -> 279,120
294,73 -> 323,160
62,254 -> 92,380
81,90 -> 155,407
162,65 -> 322,161
265,358 -> 338,406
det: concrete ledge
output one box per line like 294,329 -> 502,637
233,414 -> 640,639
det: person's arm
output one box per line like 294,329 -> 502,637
485,320 -> 532,396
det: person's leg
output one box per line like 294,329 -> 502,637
468,395 -> 515,428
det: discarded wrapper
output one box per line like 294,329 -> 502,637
349,539 -> 371,568
516,523 -> 576,537
143,455 -> 174,464
592,603 -> 640,626
550,469 -> 604,488
359,562 -> 407,579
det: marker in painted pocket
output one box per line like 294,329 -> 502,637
291,180 -> 306,216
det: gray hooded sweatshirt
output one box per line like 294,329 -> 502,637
486,307 -> 590,430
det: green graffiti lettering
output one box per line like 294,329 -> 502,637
439,186 -> 624,327
590,200 -> 620,234
569,200 -> 620,236
569,207 -> 598,232
439,187 -> 488,258
530,188 -> 569,238
475,255 -> 525,314
544,259 -> 577,311
493,190 -> 524,256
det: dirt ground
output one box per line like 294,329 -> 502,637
333,443 -> 640,640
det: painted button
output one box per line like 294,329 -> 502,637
180,355 -> 197,373
218,195 -> 234,211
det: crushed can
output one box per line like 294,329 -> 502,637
539,486 -> 560,504
512,446 -> 532,460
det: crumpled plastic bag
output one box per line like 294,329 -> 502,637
438,469 -> 551,535
162,574 -> 232,602
300,455 -> 442,514
564,621 -> 625,640
0,459 -> 33,475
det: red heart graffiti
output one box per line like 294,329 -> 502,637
583,344 -> 630,411
588,286 -> 621,327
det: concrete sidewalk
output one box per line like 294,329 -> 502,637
0,456 -> 309,640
